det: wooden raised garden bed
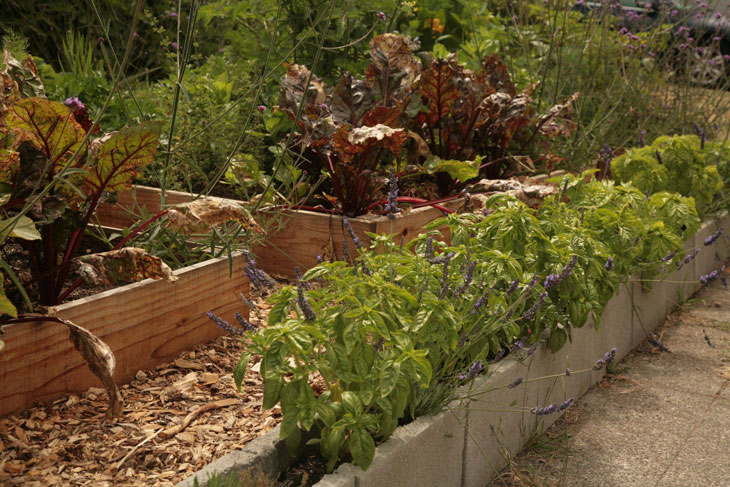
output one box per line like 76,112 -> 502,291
0,253 -> 250,417
96,185 -> 465,278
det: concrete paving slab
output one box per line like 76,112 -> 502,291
486,275 -> 730,487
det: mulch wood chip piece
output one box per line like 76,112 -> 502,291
0,295 -> 279,487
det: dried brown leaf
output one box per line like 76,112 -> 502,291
76,247 -> 177,287
167,198 -> 263,235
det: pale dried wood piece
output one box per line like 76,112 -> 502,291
158,398 -> 239,440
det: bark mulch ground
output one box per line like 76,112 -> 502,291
0,294 -> 279,487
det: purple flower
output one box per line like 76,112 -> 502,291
319,103 -> 330,114
460,360 -> 484,380
297,280 -> 317,321
360,258 -> 373,277
171,42 -> 179,50
385,168 -> 399,219
648,334 -> 670,352
505,279 -> 519,296
242,251 -> 276,290
424,236 -> 434,259
703,228 -> 723,246
522,292 -> 548,320
605,257 -> 614,271
342,217 -> 363,250
207,311 -> 245,336
593,347 -> 617,370
662,248 -> 678,262
531,398 -> 573,416
439,252 -> 455,298
700,264 -> 725,284
64,97 -> 86,111
376,11 -> 386,20
455,261 -> 477,297
508,377 -> 523,388
295,267 -> 311,289
544,273 -> 561,290
257,105 -> 267,113
234,312 -> 257,331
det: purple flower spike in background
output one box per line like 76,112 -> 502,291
704,228 -> 723,246
385,168 -> 399,220
376,11 -> 386,20
508,377 -> 523,388
460,360 -> 483,380
297,280 -> 317,321
64,97 -> 85,111
605,257 -> 614,270
257,105 -> 267,113
206,311 -> 245,336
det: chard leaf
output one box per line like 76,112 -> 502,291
0,215 -> 40,241
5,98 -> 86,171
85,121 -> 162,194
424,156 -> 481,181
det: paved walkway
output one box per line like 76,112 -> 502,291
488,277 -> 730,487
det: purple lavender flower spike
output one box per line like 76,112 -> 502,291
522,292 -> 548,320
234,312 -> 257,331
424,236 -> 434,259
384,168 -> 400,220
508,377 -> 523,389
704,228 -> 723,246
544,273 -> 561,290
297,281 -> 317,321
342,217 -> 363,250
662,248 -> 678,262
455,261 -> 477,297
207,311 -> 245,336
648,334 -> 670,352
605,257 -> 614,271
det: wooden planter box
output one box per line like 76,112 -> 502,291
0,254 -> 250,417
96,186 -> 464,278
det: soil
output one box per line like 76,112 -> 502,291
277,454 -> 328,487
0,292 -> 280,487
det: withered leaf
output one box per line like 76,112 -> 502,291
480,55 -> 516,96
537,92 -> 580,138
331,72 -> 375,126
366,34 -> 421,100
278,64 -> 327,119
332,124 -> 407,163
64,318 -> 123,419
166,198 -> 264,235
76,247 -> 177,286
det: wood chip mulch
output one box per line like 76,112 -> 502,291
0,294 -> 279,487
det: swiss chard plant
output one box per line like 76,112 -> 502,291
275,33 -> 578,216
221,171 -> 699,472
0,52 -> 164,310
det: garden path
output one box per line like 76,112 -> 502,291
487,275 -> 730,487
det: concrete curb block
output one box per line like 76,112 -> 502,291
178,212 -> 730,487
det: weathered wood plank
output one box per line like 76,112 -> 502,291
95,186 -> 464,278
0,254 -> 249,417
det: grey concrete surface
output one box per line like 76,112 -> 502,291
487,276 -> 730,487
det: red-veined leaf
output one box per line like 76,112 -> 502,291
85,121 -> 162,194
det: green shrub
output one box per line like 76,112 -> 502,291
611,134 -> 728,217
230,173 -> 699,472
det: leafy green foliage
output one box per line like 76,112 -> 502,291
237,172 -> 699,472
611,135 -> 727,217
